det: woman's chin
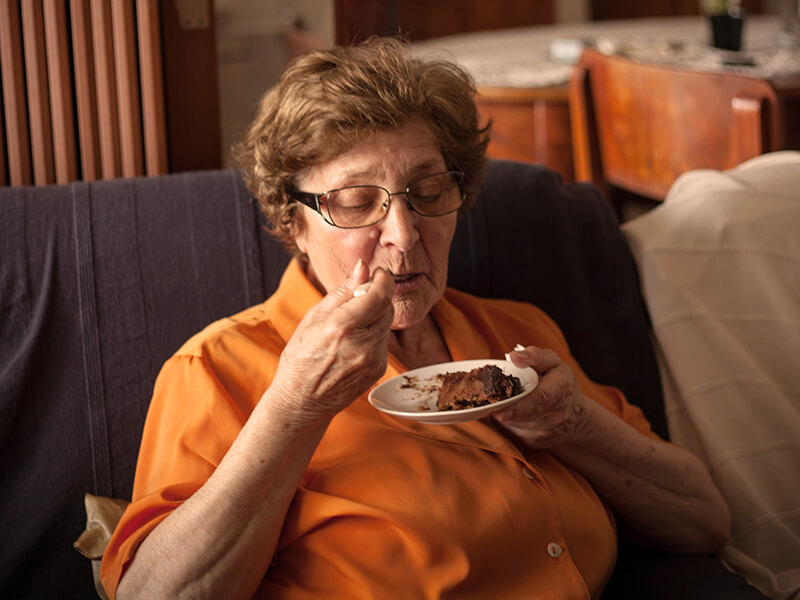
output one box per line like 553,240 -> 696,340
389,282 -> 441,331
389,302 -> 428,332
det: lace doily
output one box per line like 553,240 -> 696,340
413,16 -> 800,89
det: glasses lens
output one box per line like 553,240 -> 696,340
324,186 -> 388,228
408,172 -> 464,216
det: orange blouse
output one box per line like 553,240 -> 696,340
101,259 -> 657,599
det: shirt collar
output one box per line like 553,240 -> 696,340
263,260 -> 522,457
263,258 -> 323,344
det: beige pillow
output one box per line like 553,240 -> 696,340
74,493 -> 130,600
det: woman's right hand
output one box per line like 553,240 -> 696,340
116,260 -> 393,600
267,260 -> 395,425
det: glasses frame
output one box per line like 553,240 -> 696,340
287,170 -> 466,229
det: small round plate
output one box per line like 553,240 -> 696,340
368,359 -> 538,425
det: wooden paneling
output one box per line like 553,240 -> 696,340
91,0 -> 122,179
43,0 -> 78,183
137,0 -> 167,175
0,0 -> 32,185
159,0 -> 221,173
334,0 -> 553,45
21,0 -> 55,184
397,0 -> 553,40
0,90 -> 6,185
70,0 -> 101,180
1,0 -> 169,186
111,0 -> 143,178
334,0 -> 393,45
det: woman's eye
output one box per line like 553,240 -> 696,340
411,175 -> 449,197
411,185 -> 444,203
332,189 -> 380,211
340,203 -> 373,214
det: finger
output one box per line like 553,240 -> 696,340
494,361 -> 573,423
362,267 -> 394,300
508,345 -> 562,374
334,267 -> 395,330
353,281 -> 371,297
350,275 -> 395,332
322,259 -> 370,306
310,260 -> 385,320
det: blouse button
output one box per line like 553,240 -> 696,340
547,542 -> 563,558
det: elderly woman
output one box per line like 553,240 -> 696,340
101,37 -> 729,599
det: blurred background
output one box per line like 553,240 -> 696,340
215,0 -> 788,165
1,0 -> 794,187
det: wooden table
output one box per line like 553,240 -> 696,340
413,16 -> 800,184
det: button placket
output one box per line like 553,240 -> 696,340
518,461 -> 567,564
547,542 -> 563,558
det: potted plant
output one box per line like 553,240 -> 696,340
700,0 -> 745,50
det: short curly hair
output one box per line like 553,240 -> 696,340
231,36 -> 490,254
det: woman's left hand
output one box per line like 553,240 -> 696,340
493,345 -> 731,554
492,345 -> 589,449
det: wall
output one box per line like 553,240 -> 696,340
215,0 -> 334,164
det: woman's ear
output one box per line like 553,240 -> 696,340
292,220 -> 308,256
283,201 -> 308,256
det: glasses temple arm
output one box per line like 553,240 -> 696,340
288,190 -> 321,211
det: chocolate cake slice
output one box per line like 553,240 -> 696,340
436,364 -> 522,411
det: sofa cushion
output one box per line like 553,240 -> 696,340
73,494 -> 129,600
0,170 -> 288,599
1,160 -> 665,598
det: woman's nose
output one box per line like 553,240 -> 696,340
378,194 -> 419,251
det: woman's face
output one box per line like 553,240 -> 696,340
294,121 -> 458,331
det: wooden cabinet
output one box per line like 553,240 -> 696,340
474,86 -> 573,183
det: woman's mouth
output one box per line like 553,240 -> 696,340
389,270 -> 416,282
388,270 -> 420,291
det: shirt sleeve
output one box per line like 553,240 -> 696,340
99,353 -> 251,598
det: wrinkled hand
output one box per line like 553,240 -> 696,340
269,261 -> 395,425
493,346 -> 589,449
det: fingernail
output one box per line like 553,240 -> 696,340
504,344 -> 526,362
353,281 -> 371,297
495,409 -> 514,422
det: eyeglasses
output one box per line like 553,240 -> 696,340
287,170 -> 465,229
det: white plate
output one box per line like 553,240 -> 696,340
368,359 -> 539,425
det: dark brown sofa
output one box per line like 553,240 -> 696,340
0,160 -> 765,599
